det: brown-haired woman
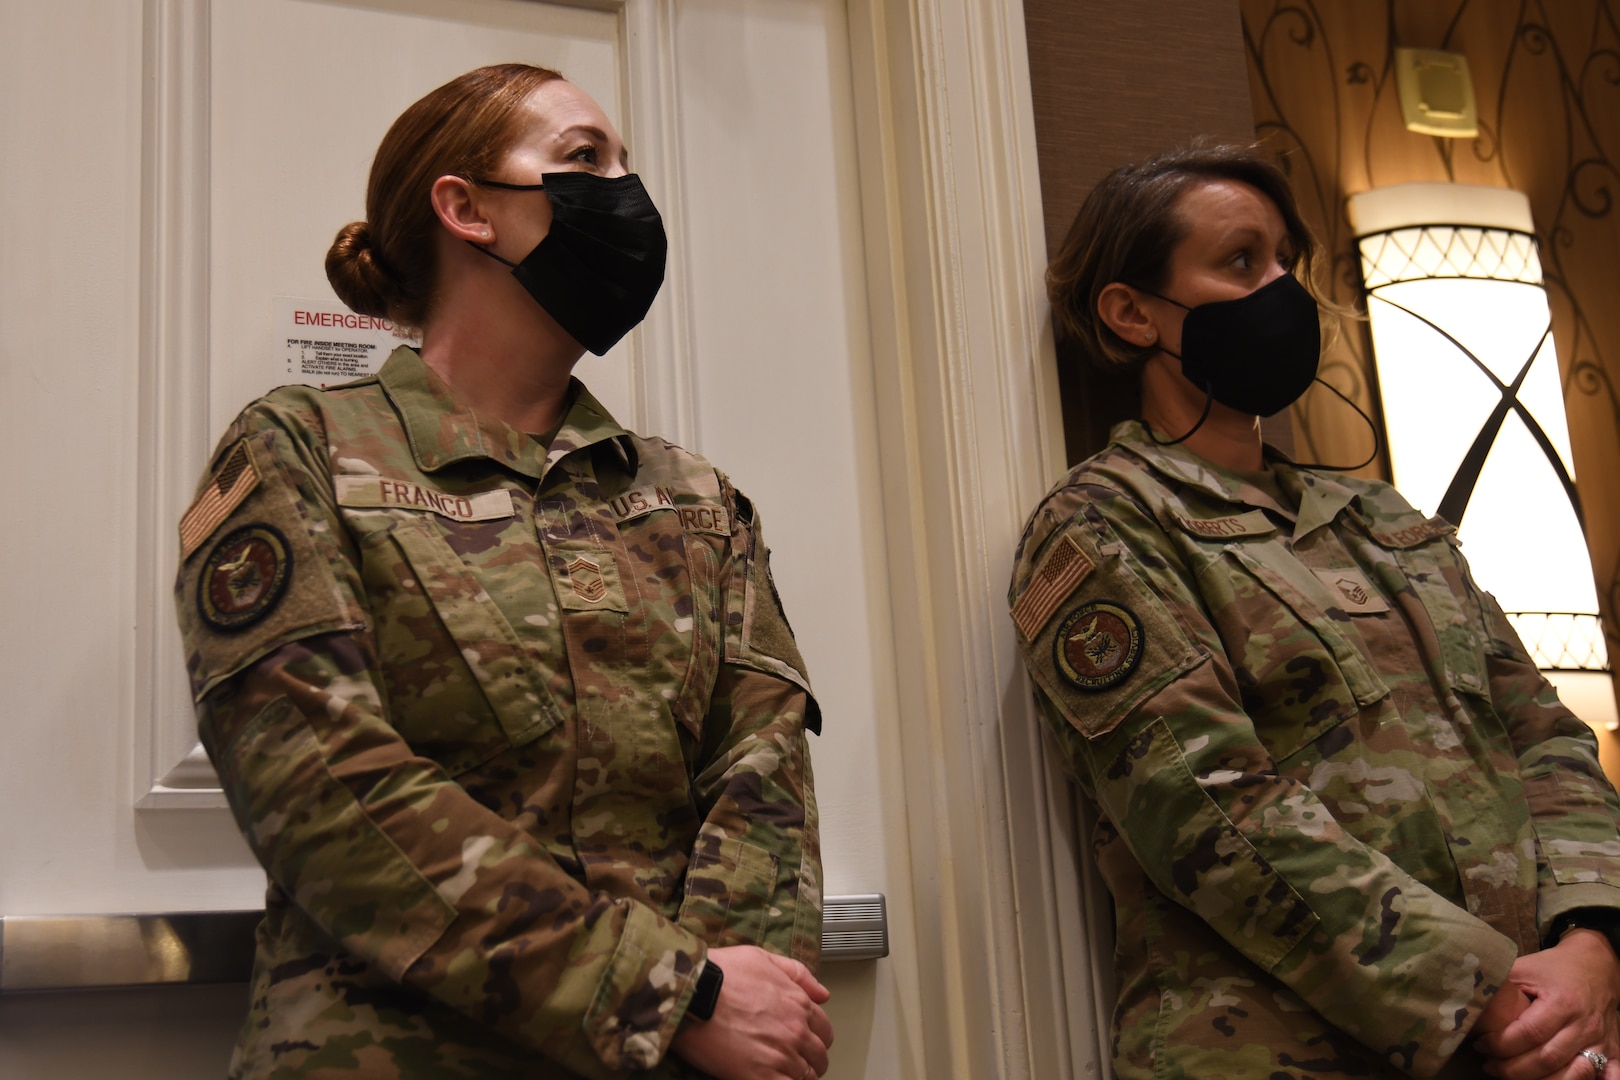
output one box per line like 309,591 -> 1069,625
176,64 -> 830,1080
1009,144 -> 1620,1079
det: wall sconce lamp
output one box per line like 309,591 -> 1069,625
1347,182 -> 1616,732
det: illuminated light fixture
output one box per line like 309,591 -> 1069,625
1348,182 -> 1616,732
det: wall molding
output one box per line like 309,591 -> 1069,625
135,0 -> 219,810
848,0 -> 1106,1074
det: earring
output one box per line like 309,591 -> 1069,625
1143,329 -> 1156,344
480,229 -> 491,239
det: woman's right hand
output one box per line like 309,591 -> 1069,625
669,944 -> 834,1080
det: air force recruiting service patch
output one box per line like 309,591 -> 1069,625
1054,600 -> 1143,691
198,524 -> 292,631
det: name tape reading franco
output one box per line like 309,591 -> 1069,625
606,485 -> 731,536
179,440 -> 261,560
335,476 -> 515,522
1054,600 -> 1143,691
1012,535 -> 1095,640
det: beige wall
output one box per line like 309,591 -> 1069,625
1241,0 -> 1620,752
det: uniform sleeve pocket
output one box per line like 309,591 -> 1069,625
1022,536 -> 1206,742
1097,716 -> 1321,972
676,831 -> 782,947
223,696 -> 455,981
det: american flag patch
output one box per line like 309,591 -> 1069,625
179,440 -> 260,559
1011,535 -> 1094,641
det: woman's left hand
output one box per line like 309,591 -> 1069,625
1475,929 -> 1620,1080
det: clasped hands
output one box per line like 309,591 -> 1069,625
670,944 -> 835,1080
1475,929 -> 1620,1080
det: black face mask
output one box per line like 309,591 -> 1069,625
473,172 -> 667,356
1137,273 -> 1379,470
1144,272 -> 1322,418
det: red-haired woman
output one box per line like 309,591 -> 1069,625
176,64 -> 829,1080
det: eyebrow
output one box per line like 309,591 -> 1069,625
555,124 -> 632,169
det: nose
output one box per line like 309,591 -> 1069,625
604,153 -> 629,179
1258,260 -> 1288,288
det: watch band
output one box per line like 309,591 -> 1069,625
686,958 -> 724,1022
1546,908 -> 1620,958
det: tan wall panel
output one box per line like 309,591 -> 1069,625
1023,0 -> 1281,460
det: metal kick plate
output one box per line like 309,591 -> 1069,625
1,895 -> 887,992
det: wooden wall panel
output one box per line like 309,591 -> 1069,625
1024,0 -> 1261,461
1242,0 -> 1620,725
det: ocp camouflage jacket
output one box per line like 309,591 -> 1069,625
1009,421 -> 1620,1079
175,348 -> 822,1079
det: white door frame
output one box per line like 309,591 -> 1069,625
846,1 -> 1108,1075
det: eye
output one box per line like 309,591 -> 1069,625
1278,248 -> 1299,271
568,143 -> 599,166
1230,249 -> 1254,271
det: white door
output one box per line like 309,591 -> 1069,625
2,0 -> 911,1075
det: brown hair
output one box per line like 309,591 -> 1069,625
325,63 -> 564,331
1045,143 -> 1325,373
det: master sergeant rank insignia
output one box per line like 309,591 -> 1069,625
1054,600 -> 1143,691
198,523 -> 293,631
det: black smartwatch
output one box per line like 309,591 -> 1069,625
1545,908 -> 1620,958
686,959 -> 724,1022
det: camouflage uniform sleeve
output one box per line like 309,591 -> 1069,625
674,479 -> 823,969
1012,484 -> 1516,1078
177,403 -> 708,1078
1471,584 -> 1620,931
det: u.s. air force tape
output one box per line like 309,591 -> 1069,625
198,523 -> 292,632
1053,600 -> 1143,691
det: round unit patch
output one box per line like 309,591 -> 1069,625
198,524 -> 292,631
1054,601 -> 1143,691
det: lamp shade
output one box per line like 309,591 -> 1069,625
1347,182 -> 1615,730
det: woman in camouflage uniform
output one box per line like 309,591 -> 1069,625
176,64 -> 830,1080
1009,144 -> 1620,1080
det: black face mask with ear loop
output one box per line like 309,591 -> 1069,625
471,172 -> 667,356
1136,273 -> 1379,470
1143,272 -> 1322,418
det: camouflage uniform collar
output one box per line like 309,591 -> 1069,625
378,346 -> 636,480
1109,420 -> 1361,539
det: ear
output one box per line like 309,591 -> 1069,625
1097,282 -> 1159,349
430,175 -> 492,244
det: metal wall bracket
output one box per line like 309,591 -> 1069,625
1,895 -> 887,992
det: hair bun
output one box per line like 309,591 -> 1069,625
324,220 -> 396,319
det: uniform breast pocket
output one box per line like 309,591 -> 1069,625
615,509 -> 725,741
352,511 -> 566,776
1214,543 -> 1390,763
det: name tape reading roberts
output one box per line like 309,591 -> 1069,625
335,476 -> 515,522
1174,510 -> 1277,539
